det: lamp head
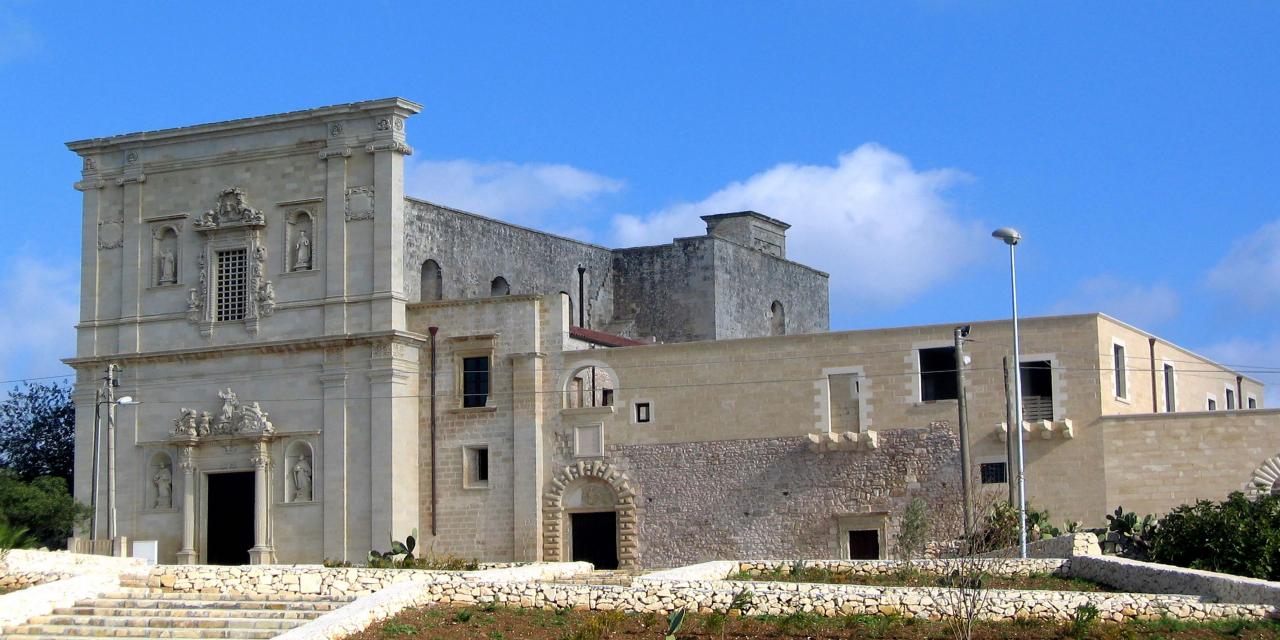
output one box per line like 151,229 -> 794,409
992,227 -> 1022,246
116,396 -> 138,406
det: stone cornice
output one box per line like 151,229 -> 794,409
62,329 -> 429,369
407,293 -> 543,311
66,97 -> 423,152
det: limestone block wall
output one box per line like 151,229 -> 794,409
1099,410 -> 1280,517
711,236 -> 828,339
606,428 -> 962,567
610,239 -> 719,343
404,199 -> 615,327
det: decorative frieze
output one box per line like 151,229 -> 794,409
170,387 -> 276,440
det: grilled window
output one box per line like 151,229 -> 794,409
462,356 -> 490,408
215,248 -> 248,322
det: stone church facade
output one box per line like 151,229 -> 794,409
65,98 -> 1280,567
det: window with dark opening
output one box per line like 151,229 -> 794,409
1208,397 -> 1217,411
980,462 -> 1008,484
1113,343 -> 1127,398
420,259 -> 442,301
215,248 -> 249,322
919,347 -> 958,401
1164,364 -> 1176,412
1020,361 -> 1053,421
635,402 -> 651,423
465,446 -> 489,487
490,276 -> 510,296
1226,388 -> 1236,410
462,356 -> 490,408
1250,397 -> 1258,409
601,389 -> 614,406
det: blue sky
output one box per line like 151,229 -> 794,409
3,1 -> 1280,396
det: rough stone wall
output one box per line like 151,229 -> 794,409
404,199 -> 615,328
1067,555 -> 1280,607
712,237 -> 828,339
609,239 -> 718,343
607,427 -> 962,567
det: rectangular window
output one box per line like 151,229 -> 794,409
215,248 -> 248,322
1163,364 -> 1176,412
635,402 -> 651,423
462,356 -> 490,408
570,378 -> 585,408
1226,388 -> 1236,411
1208,397 -> 1217,411
919,347 -> 958,402
1249,396 -> 1258,409
601,389 -> 614,407
464,445 -> 489,488
1113,343 -> 1127,398
980,462 -> 1008,484
1020,361 -> 1053,421
828,373 -> 861,431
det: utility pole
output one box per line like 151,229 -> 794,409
954,326 -> 973,538
105,363 -> 119,542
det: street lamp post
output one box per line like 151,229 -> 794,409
992,226 -> 1028,559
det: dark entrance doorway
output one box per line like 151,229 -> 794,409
206,472 -> 255,565
848,529 -> 880,560
570,512 -> 618,570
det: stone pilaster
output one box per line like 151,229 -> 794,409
320,146 -> 349,335
368,342 -> 419,552
176,446 -> 197,564
248,439 -> 275,564
511,352 -> 545,561
320,366 -> 349,561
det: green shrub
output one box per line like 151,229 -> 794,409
1067,603 -> 1100,640
0,470 -> 90,549
0,517 -> 33,561
1150,491 -> 1280,580
1105,506 -> 1157,560
894,498 -> 930,562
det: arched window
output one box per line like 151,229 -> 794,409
564,365 -> 616,409
771,300 -> 786,336
420,260 -> 442,302
490,276 -> 510,297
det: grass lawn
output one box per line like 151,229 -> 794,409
731,567 -> 1113,592
347,605 -> 1280,640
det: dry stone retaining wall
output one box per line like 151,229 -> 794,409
1067,555 -> 1280,607
734,558 -> 1068,577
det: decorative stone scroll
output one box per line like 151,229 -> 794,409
194,188 -> 266,230
1247,455 -> 1280,496
542,460 -> 639,568
170,387 -> 275,440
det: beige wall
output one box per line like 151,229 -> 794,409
1101,409 -> 1280,517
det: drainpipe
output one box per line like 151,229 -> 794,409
1237,375 -> 1244,411
576,266 -> 586,328
1149,338 -> 1159,413
429,326 -> 439,536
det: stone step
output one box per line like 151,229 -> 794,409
25,614 -> 305,630
76,597 -> 346,611
1,624 -> 280,638
98,589 -> 348,602
54,606 -> 323,620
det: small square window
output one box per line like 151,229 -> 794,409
635,402 -> 652,423
463,446 -> 489,488
601,389 -> 614,406
574,424 -> 604,458
462,356 -> 490,408
1208,398 -> 1217,411
919,347 -> 958,402
1249,396 -> 1258,409
980,462 -> 1008,484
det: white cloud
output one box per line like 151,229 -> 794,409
405,158 -> 624,228
1198,336 -> 1280,407
1205,219 -> 1280,309
1050,275 -> 1181,328
610,144 -> 979,308
0,255 -> 78,385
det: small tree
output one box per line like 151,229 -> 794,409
0,470 -> 90,549
894,497 -> 931,563
0,382 -> 76,489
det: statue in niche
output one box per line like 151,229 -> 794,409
152,461 -> 173,509
293,230 -> 311,271
216,388 -> 239,432
291,453 -> 313,501
158,248 -> 176,285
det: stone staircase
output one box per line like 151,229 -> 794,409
1,578 -> 353,639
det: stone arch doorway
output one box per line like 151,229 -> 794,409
543,461 -> 639,569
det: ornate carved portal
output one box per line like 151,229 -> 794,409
542,461 -> 639,569
187,188 -> 276,337
169,387 -> 280,565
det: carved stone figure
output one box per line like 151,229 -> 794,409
240,401 -> 272,435
293,230 -> 311,271
258,280 -> 276,316
196,188 -> 265,229
158,249 -> 176,285
171,408 -> 198,437
197,412 -> 212,437
186,288 -> 200,311
153,462 -> 173,509
291,454 -> 313,502
216,388 -> 239,431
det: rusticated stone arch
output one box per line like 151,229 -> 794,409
543,460 -> 639,568
1247,455 -> 1280,496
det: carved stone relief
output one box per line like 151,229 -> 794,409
98,219 -> 124,250
170,387 -> 275,440
187,188 -> 275,334
345,187 -> 374,221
